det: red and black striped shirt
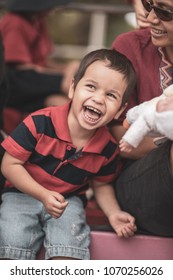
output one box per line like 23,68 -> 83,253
2,102 -> 122,196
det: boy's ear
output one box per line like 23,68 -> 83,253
114,103 -> 128,119
68,80 -> 75,99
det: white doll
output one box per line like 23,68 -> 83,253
120,84 -> 173,152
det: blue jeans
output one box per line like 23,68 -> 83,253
0,193 -> 90,259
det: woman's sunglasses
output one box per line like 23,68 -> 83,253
141,0 -> 173,21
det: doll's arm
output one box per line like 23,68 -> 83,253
121,114 -> 152,149
119,138 -> 134,152
155,110 -> 173,140
126,95 -> 166,126
126,102 -> 149,124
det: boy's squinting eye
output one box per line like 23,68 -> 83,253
86,84 -> 95,90
107,92 -> 117,100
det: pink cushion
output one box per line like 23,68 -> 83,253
90,231 -> 173,260
36,231 -> 173,260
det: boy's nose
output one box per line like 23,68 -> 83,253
91,91 -> 105,104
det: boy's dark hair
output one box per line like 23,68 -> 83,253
73,49 -> 136,108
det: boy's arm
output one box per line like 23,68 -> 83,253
92,180 -> 137,238
1,152 -> 68,218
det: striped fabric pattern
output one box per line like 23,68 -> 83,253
159,47 -> 173,91
2,103 -> 121,196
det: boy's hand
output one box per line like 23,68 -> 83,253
109,210 -> 137,238
42,191 -> 68,218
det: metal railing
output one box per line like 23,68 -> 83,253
53,2 -> 133,59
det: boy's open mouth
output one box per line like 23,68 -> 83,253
83,105 -> 102,123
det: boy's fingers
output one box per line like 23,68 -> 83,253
54,200 -> 68,211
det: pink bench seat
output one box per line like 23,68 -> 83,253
36,231 -> 173,260
89,231 -> 173,260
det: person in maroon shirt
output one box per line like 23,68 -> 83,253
111,0 -> 173,237
0,0 -> 78,113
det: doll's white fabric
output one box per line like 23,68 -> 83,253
155,110 -> 173,141
122,84 -> 173,148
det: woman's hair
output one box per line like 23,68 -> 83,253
73,49 -> 136,108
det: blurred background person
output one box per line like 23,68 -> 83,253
0,0 -> 78,119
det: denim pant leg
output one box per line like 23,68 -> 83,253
43,196 -> 90,260
0,193 -> 45,259
114,141 -> 173,237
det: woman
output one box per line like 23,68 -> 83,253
111,0 -> 173,237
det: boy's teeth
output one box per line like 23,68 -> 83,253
85,106 -> 101,115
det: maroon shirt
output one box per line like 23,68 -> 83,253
112,28 -> 162,121
0,13 -> 52,66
